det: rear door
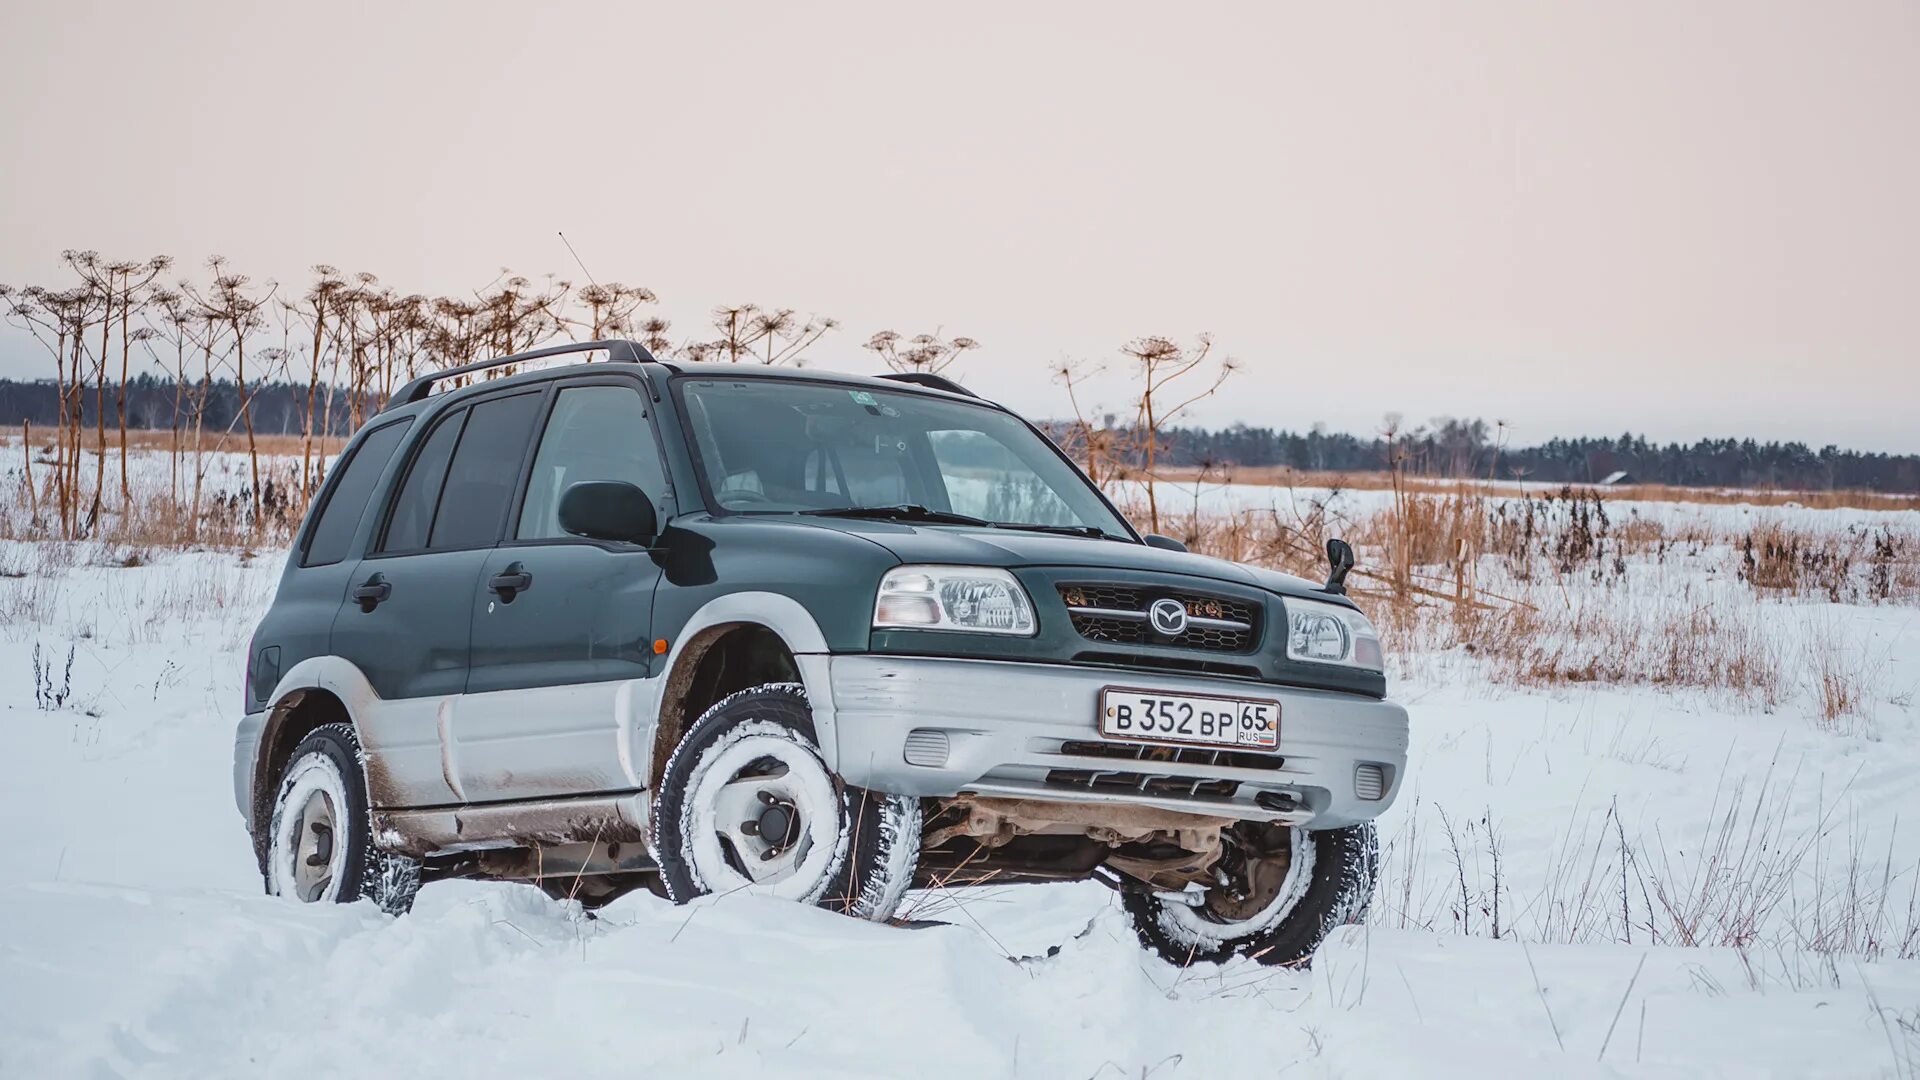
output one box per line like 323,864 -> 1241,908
260,416 -> 412,712
331,389 -> 547,807
454,376 -> 671,802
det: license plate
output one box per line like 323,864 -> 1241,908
1098,687 -> 1279,750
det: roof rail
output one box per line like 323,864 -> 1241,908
384,339 -> 656,411
874,371 -> 979,398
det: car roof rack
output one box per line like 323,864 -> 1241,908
874,372 -> 979,398
385,339 -> 656,411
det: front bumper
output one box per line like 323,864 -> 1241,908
826,655 -> 1408,830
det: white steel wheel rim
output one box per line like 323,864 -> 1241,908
1156,827 -> 1316,949
269,754 -> 351,903
684,723 -> 846,902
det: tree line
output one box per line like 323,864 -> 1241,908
1108,417 -> 1920,493
4,372 -> 1913,494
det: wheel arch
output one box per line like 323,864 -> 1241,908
247,657 -> 382,867
646,592 -> 837,796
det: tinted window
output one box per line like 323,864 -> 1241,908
380,409 -> 467,553
518,385 -> 666,540
427,392 -> 543,550
302,419 -> 411,566
677,378 -> 1127,535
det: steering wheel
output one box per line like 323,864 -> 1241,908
719,488 -> 774,506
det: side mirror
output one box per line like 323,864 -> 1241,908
1324,537 -> 1355,594
558,480 -> 658,544
1142,534 -> 1188,553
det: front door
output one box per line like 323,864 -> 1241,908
331,388 -> 548,807
457,379 -> 671,802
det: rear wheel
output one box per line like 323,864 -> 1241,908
651,684 -> 920,920
1121,822 -> 1376,967
264,723 -> 420,914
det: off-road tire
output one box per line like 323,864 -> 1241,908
1122,822 -> 1377,967
651,683 -> 920,920
263,722 -> 421,915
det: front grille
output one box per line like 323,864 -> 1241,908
1056,583 -> 1260,653
1057,740 -> 1283,773
1044,768 -> 1239,800
1071,651 -> 1264,680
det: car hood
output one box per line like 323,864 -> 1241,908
789,517 -> 1337,603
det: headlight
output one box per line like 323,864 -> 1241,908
873,566 -> 1037,635
1285,597 -> 1383,670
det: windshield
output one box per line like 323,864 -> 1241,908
676,377 -> 1131,537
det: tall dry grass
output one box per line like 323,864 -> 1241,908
3,427 -> 312,550
1131,479 -> 1920,706
1374,766 -> 1920,962
1154,464 -> 1920,514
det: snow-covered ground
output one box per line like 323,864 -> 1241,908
1114,473 -> 1920,533
4,466 -> 1920,1076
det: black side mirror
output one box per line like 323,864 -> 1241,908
1324,537 -> 1355,594
559,480 -> 658,544
1142,534 -> 1188,553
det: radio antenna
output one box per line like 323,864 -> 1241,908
558,231 -> 601,290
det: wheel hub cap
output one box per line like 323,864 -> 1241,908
708,758 -> 820,884
750,799 -> 798,857
292,788 -> 338,902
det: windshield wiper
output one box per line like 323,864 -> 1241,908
986,522 -> 1122,540
797,504 -> 993,527
798,505 -> 1124,540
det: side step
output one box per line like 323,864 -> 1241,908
373,790 -> 652,860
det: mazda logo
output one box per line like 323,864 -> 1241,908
1148,597 -> 1189,636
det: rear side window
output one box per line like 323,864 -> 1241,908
302,419 -> 411,567
380,409 -> 467,553
428,392 -> 544,550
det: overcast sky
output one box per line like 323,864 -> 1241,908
2,0 -> 1915,450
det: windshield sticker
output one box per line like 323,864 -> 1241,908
849,390 -> 878,406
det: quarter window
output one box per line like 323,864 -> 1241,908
302,419 -> 411,567
518,384 -> 666,540
427,392 -> 544,550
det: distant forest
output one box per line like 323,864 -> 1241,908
3,374 -> 1916,494
1126,418 -> 1920,494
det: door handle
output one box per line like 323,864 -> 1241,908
487,562 -> 532,603
353,573 -> 391,613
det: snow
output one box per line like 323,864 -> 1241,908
4,471 -> 1920,1075
1114,475 -> 1920,533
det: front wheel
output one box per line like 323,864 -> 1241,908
1121,822 -> 1377,967
650,684 -> 921,920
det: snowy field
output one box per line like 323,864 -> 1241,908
4,449 -> 1920,1077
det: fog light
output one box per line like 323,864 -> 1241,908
1354,763 -> 1386,801
903,729 -> 950,768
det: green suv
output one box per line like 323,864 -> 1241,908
234,340 -> 1408,966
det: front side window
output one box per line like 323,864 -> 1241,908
676,378 -> 1128,536
302,419 -> 411,566
518,384 -> 667,540
427,392 -> 544,550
